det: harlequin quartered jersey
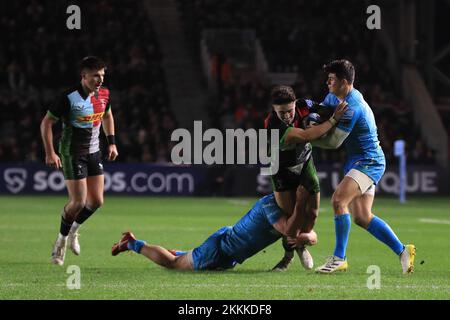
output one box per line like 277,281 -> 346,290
47,84 -> 111,155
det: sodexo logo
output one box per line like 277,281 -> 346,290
4,168 -> 27,194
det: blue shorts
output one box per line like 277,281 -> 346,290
191,226 -> 237,271
344,157 -> 386,184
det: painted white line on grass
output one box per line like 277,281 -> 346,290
2,283 -> 450,290
419,218 -> 450,225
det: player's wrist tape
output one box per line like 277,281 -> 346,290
328,117 -> 338,126
107,135 -> 116,145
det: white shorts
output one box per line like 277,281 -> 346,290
346,169 -> 376,196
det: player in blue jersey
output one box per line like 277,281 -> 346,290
111,192 -> 318,271
311,60 -> 415,274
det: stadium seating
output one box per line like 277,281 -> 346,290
0,0 -> 175,163
176,0 -> 436,164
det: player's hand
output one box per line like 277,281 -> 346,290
288,230 -> 318,247
331,101 -> 348,122
45,153 -> 62,169
305,230 -> 317,246
108,144 -> 118,161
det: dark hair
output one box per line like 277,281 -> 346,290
323,59 -> 355,84
80,56 -> 107,72
271,85 -> 296,105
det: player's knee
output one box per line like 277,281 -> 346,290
69,200 -> 86,214
331,195 -> 347,213
89,198 -> 103,209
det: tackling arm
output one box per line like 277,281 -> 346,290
283,100 -> 348,145
283,119 -> 336,145
311,126 -> 349,149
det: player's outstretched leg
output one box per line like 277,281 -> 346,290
112,232 -> 192,270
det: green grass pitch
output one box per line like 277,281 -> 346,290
0,195 -> 449,300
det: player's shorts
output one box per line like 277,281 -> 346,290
61,151 -> 104,180
344,157 -> 386,186
271,157 -> 320,194
190,226 -> 237,271
346,169 -> 375,195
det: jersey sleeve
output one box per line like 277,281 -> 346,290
265,202 -> 284,225
336,104 -> 361,133
47,93 -> 70,120
320,93 -> 339,108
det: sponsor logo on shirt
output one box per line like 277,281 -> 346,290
77,112 -> 104,123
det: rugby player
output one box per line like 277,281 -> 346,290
265,85 -> 339,271
111,192 -> 318,271
40,56 -> 118,265
312,59 -> 415,274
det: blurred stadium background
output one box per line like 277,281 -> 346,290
0,0 -> 449,197
0,0 -> 449,300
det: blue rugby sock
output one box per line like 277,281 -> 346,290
367,216 -> 405,255
127,239 -> 146,254
333,213 -> 351,259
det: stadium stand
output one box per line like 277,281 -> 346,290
176,0 -> 437,165
0,0 -> 175,163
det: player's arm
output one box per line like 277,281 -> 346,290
311,102 -> 360,149
40,112 -> 62,169
272,213 -> 317,246
283,101 -> 348,145
272,202 -> 308,238
310,127 -> 349,149
287,230 -> 317,247
102,108 -> 118,161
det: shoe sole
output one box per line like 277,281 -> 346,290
315,268 -> 348,274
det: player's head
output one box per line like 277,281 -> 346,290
80,56 -> 107,93
271,85 -> 296,125
323,59 -> 355,95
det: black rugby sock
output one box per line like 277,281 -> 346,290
75,206 -> 97,225
60,215 -> 73,237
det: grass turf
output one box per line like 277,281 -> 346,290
0,195 -> 449,300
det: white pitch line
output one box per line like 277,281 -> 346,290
2,283 -> 450,290
419,218 -> 450,225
